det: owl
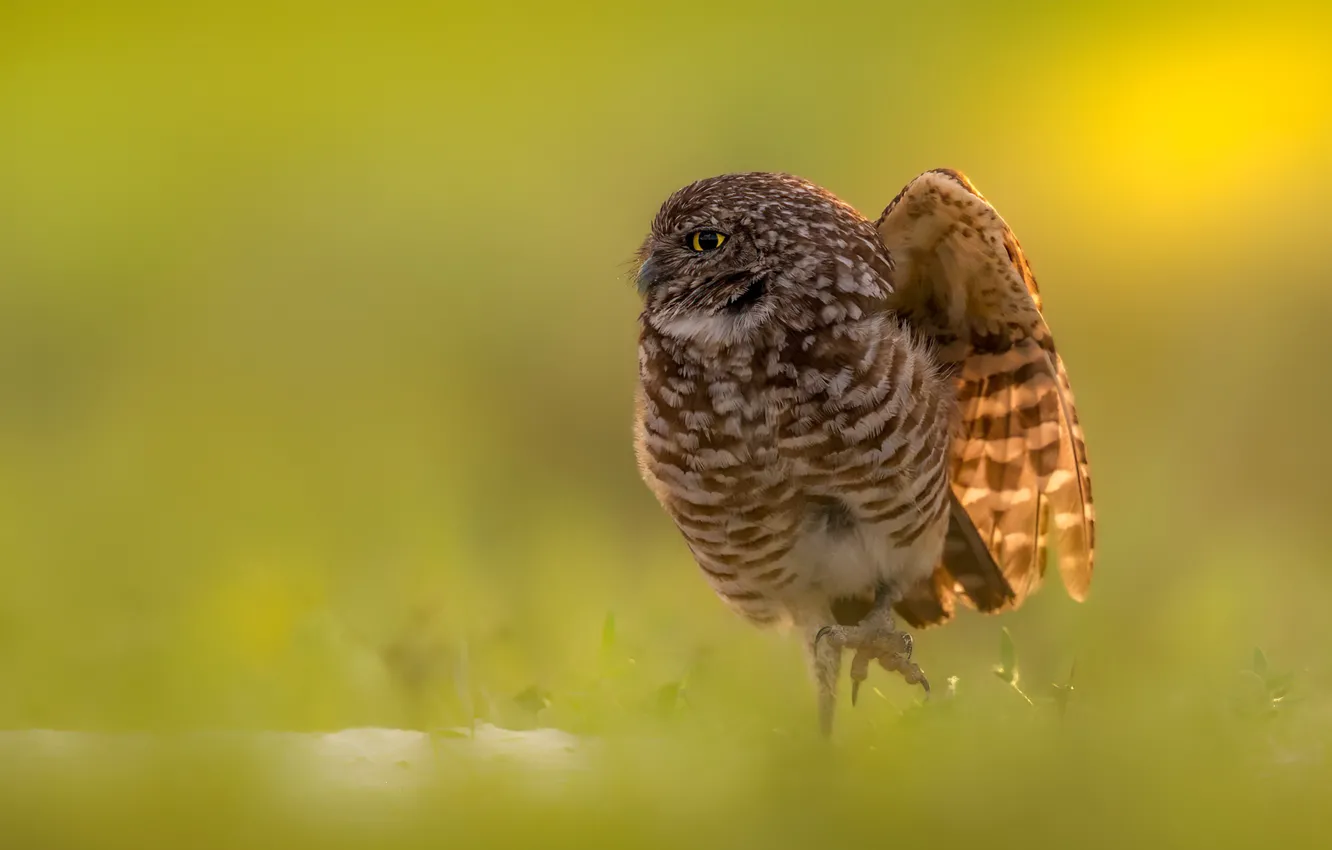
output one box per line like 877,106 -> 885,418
632,169 -> 1095,736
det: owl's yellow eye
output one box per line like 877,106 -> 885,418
689,231 -> 727,252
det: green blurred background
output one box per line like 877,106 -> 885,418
2,0 -> 1331,845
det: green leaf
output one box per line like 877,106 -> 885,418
1251,647 -> 1268,678
1000,627 -> 1017,673
513,685 -> 552,715
655,681 -> 685,716
993,627 -> 1019,684
1266,671 -> 1295,698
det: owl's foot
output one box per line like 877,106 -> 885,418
815,607 -> 929,707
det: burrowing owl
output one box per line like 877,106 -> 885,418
632,170 -> 1095,735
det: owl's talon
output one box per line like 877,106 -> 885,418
817,616 -> 926,704
848,645 -> 873,706
880,653 -> 930,699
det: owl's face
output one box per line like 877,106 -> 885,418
636,172 -> 893,347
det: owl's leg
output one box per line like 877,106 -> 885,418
805,624 -> 843,738
815,584 -> 929,707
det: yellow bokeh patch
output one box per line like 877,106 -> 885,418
199,557 -> 326,666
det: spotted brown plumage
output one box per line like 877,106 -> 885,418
632,170 -> 1095,735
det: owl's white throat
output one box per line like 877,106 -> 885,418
652,304 -> 773,348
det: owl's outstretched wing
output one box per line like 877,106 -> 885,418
875,169 -> 1095,628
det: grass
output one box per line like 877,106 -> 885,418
2,611 -> 1327,850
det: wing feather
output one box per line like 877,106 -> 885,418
877,169 -> 1096,626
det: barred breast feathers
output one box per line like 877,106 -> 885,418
635,307 -> 955,626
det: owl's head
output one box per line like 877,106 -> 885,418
635,172 -> 893,347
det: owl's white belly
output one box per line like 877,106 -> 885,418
774,514 -> 947,626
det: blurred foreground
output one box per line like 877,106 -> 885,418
3,661 -> 1328,849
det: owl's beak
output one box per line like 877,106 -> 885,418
636,256 -> 664,293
